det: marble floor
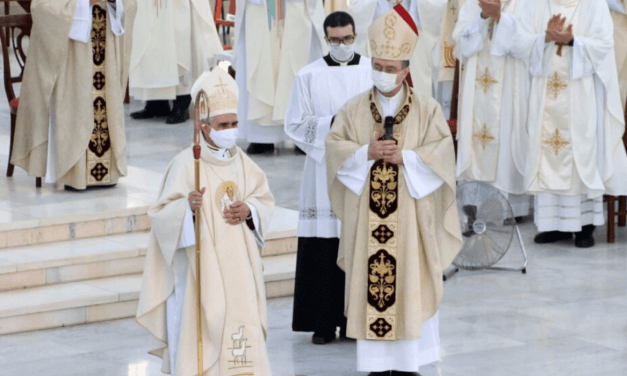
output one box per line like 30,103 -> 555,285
0,218 -> 625,376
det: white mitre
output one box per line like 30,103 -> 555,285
369,4 -> 420,61
191,66 -> 239,117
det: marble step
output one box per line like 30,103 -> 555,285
0,205 -> 297,252
0,232 -> 149,292
0,253 -> 296,335
0,216 -> 297,292
0,206 -> 151,250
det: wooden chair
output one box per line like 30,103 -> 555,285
1,5 -> 41,187
214,0 -> 235,50
605,103 -> 627,243
448,59 -> 460,156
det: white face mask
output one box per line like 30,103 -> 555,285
209,127 -> 238,149
372,70 -> 401,94
329,43 -> 355,63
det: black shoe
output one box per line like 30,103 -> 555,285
64,184 -> 117,192
130,100 -> 170,119
311,330 -> 335,345
246,143 -> 275,154
166,95 -> 191,124
575,225 -> 595,248
503,217 -> 517,226
295,146 -> 306,155
534,231 -> 573,244
391,372 -> 420,376
339,322 -> 347,339
368,372 -> 391,376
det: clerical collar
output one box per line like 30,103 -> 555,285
323,53 -> 361,67
205,141 -> 230,160
376,86 -> 405,117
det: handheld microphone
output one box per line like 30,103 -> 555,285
384,116 -> 394,141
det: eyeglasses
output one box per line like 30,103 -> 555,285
327,35 -> 355,46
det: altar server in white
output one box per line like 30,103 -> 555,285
285,11 -> 373,345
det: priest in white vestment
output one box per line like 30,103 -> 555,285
11,0 -> 136,190
609,0 -> 627,110
129,0 -> 223,124
326,7 -> 462,375
453,0 -> 531,217
136,67 -> 275,376
500,0 -> 627,247
285,11 -> 373,345
233,0 -> 327,154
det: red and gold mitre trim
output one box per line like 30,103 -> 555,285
368,4 -> 419,61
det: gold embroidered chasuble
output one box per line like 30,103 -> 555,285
137,143 -> 275,376
326,85 -> 462,341
11,0 -> 136,189
611,1 -> 627,109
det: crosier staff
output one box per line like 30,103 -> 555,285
193,89 -> 210,376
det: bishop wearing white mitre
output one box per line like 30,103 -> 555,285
136,67 -> 275,376
342,0 -> 448,98
11,0 -> 136,190
326,6 -> 462,375
496,0 -> 627,247
453,0 -> 531,217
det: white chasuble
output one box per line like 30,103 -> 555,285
233,0 -> 327,143
136,142 -> 275,376
453,0 -> 530,216
129,0 -> 223,100
326,84 -> 462,344
610,0 -> 627,109
284,55 -> 373,238
11,0 -> 136,190
508,0 -> 627,199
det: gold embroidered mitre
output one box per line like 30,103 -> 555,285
191,66 -> 239,117
368,4 -> 419,61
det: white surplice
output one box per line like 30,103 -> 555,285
284,55 -> 373,238
453,0 -> 531,216
337,85 -> 444,372
502,0 -> 627,231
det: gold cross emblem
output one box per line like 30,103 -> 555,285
547,72 -> 568,99
477,67 -> 498,94
543,129 -> 569,156
216,77 -> 229,97
473,124 -> 495,150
